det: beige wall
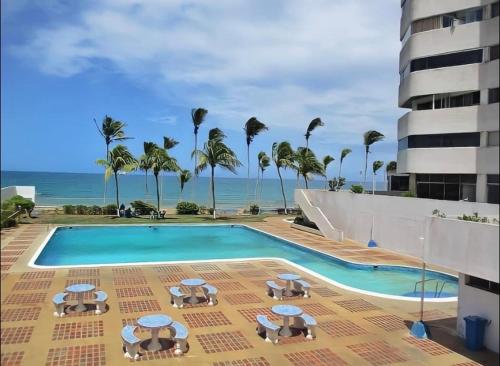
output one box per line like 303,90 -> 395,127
399,60 -> 499,107
398,104 -> 499,138
397,147 -> 499,175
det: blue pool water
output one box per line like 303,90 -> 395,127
34,225 -> 458,298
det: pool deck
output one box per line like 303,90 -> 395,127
1,219 -> 498,366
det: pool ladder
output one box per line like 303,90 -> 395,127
413,279 -> 448,298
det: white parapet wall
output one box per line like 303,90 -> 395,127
457,273 -> 499,353
1,186 -> 36,203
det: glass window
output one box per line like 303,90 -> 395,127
398,137 -> 408,151
492,2 -> 499,18
466,275 -> 500,294
488,131 -> 499,146
410,49 -> 483,73
444,184 -> 460,200
490,45 -> 499,61
489,88 -> 499,103
412,16 -> 441,34
487,175 -> 499,204
416,174 -> 477,201
403,133 -> 480,149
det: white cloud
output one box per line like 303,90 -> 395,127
9,0 -> 402,143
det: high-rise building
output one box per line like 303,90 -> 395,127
397,0 -> 499,203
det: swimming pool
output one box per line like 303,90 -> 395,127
31,225 -> 458,301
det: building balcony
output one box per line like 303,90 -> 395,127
399,60 -> 499,107
397,146 -> 499,174
400,18 -> 499,71
398,103 -> 499,139
400,0 -> 497,38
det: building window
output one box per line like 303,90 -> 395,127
416,174 -> 476,201
399,133 -> 481,150
488,131 -> 499,146
412,16 -> 441,34
389,175 -> 409,191
489,88 -> 499,103
490,45 -> 499,61
434,91 -> 480,109
410,49 -> 483,73
487,175 -> 499,204
465,275 -> 500,295
492,2 -> 499,18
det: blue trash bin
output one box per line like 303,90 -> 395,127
463,315 -> 489,351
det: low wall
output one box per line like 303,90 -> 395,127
457,274 -> 499,352
1,186 -> 36,203
298,190 -> 498,276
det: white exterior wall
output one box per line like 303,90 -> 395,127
398,104 -> 499,138
298,189 -> 499,263
1,186 -> 36,203
457,273 -> 499,352
397,147 -> 499,175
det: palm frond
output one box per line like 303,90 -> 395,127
373,160 -> 384,174
244,117 -> 268,145
322,155 -> 335,169
305,117 -> 324,138
340,148 -> 352,162
163,136 -> 179,150
386,161 -> 397,172
363,130 -> 385,147
191,108 -> 208,133
208,128 -> 226,141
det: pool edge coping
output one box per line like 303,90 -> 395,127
27,223 -> 458,303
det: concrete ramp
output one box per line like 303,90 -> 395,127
294,189 -> 343,242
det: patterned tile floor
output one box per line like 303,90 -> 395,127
1,220 -> 498,366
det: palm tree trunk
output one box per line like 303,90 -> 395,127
103,143 -> 109,207
338,161 -> 343,181
277,167 -> 287,214
304,175 -> 308,189
260,170 -> 264,203
145,170 -> 148,193
363,147 -> 369,186
155,173 -> 160,211
246,143 -> 250,206
193,133 -> 198,201
114,171 -> 119,216
254,165 -> 260,205
211,166 -> 216,219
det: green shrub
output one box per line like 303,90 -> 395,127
403,191 -> 416,197
432,209 -> 446,218
103,204 -> 118,215
63,205 -> 76,214
89,205 -> 102,215
350,184 -> 364,194
1,209 -> 18,228
458,212 -> 490,223
2,195 -> 35,217
176,201 -> 199,215
249,204 -> 259,215
130,200 -> 156,215
75,205 -> 89,215
328,177 -> 346,191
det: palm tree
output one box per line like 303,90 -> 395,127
244,117 -> 268,203
372,160 -> 384,194
305,117 -> 323,150
178,169 -> 192,201
272,141 -> 295,214
295,147 -> 325,189
139,142 -> 157,193
338,148 -> 352,181
363,130 -> 385,186
93,115 -> 132,205
164,136 -> 179,150
256,152 -> 270,203
96,145 -> 136,215
193,128 -> 241,219
322,155 -> 335,189
150,147 -> 179,211
191,108 -> 208,196
386,161 -> 397,190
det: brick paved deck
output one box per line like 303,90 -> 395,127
1,220 -> 497,366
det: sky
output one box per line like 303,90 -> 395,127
1,0 -> 403,181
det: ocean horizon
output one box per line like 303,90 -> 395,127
1,170 -> 386,209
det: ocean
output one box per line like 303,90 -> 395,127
1,171 -> 386,209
